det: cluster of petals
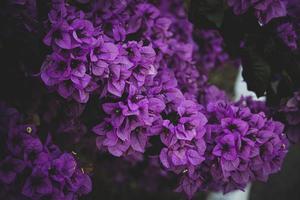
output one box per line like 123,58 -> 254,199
0,102 -> 92,200
235,96 -> 270,115
34,0 -> 292,199
93,65 -> 208,160
88,0 -> 210,160
159,100 -> 207,172
194,29 -> 229,71
227,0 -> 287,24
178,101 -> 288,197
41,0 -> 157,103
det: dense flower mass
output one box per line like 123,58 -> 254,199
235,96 -> 270,115
175,101 -> 288,197
1,0 -> 296,199
40,0 -> 158,103
0,102 -> 92,200
227,0 -> 287,24
198,84 -> 229,105
194,29 -> 229,71
159,99 -> 207,170
59,0 -> 210,161
38,0 -> 291,198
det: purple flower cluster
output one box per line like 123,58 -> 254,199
235,96 -> 270,115
40,0 -> 216,103
194,29 -> 229,71
0,103 -> 91,200
93,66 -> 207,160
199,84 -> 229,105
41,0 -> 160,103
277,22 -> 298,50
85,0 -> 210,160
179,101 -> 288,195
31,0 -> 291,198
227,0 -> 287,24
1,0 -> 298,199
173,57 -> 207,100
281,92 -> 300,143
159,100 -> 207,172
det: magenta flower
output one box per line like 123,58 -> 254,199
22,168 -> 53,199
50,153 -> 77,182
213,134 -> 237,161
71,19 -> 95,44
197,101 -> 288,193
43,21 -> 74,49
103,102 -> 126,128
90,38 -> 119,62
226,0 -> 287,24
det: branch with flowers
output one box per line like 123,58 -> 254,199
0,0 -> 298,199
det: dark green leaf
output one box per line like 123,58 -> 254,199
189,0 -> 226,28
221,10 -> 260,57
241,45 -> 271,97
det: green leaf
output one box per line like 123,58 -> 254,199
241,45 -> 271,97
189,0 -> 226,28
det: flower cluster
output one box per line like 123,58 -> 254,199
274,0 -> 300,143
41,0 -> 160,103
280,92 -> 300,143
235,96 -> 270,115
40,0 -> 216,103
0,102 -> 92,200
277,22 -> 298,50
227,0 -> 287,24
194,29 -> 229,72
198,84 -> 229,105
1,0 -> 291,199
93,66 -> 208,160
159,100 -> 207,172
173,57 -> 207,100
86,0 -> 210,161
180,101 -> 288,195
